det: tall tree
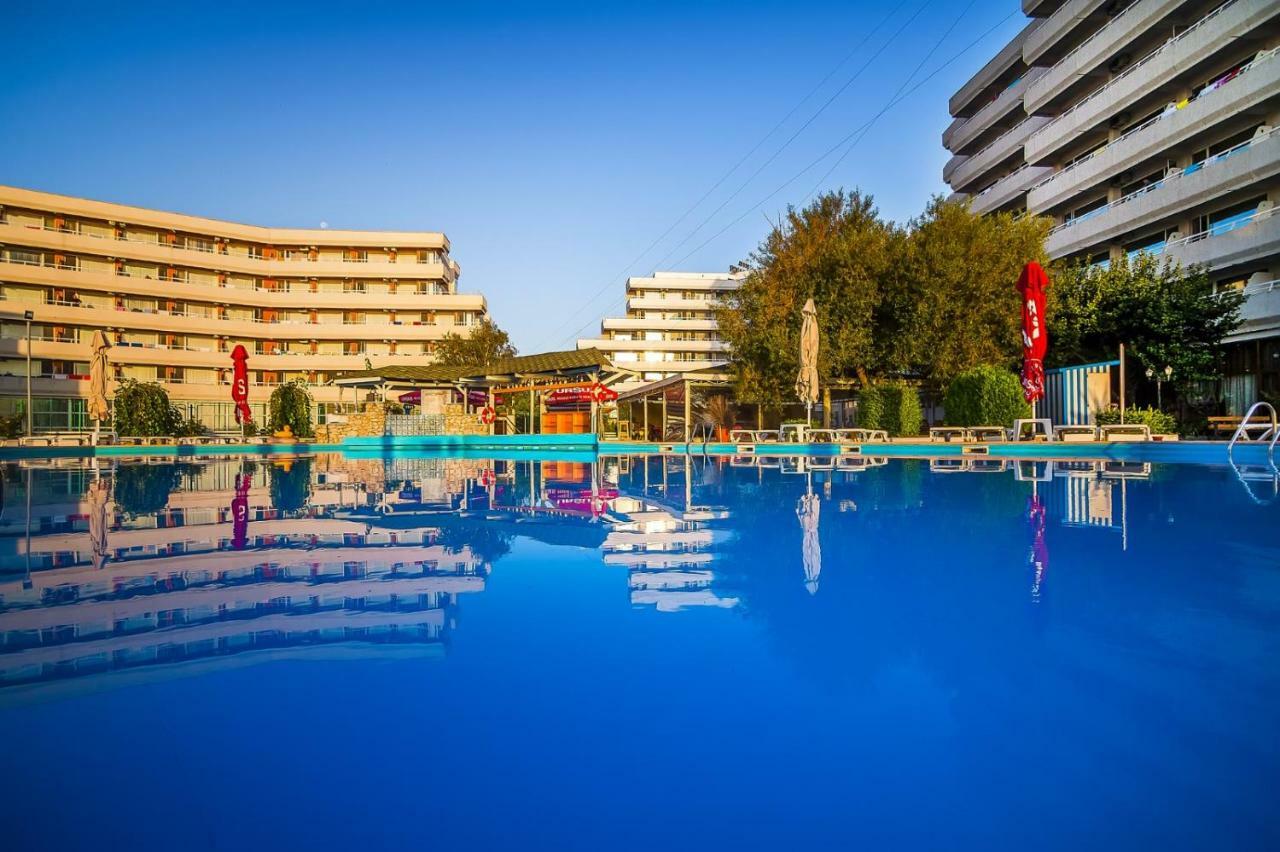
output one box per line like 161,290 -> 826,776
892,197 -> 1051,384
433,317 -> 517,367
1049,254 -> 1244,386
717,190 -> 898,409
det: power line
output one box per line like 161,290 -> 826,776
532,2 -> 911,352
663,8 -> 1019,273
560,7 -> 1019,349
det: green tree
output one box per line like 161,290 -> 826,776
1050,254 -> 1244,386
433,317 -> 517,367
112,379 -> 181,437
892,197 -> 1051,383
717,190 -> 898,410
268,379 -> 314,437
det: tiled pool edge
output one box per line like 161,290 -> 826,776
0,434 -> 1273,466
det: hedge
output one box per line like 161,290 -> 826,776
1094,406 -> 1177,435
944,365 -> 1031,427
858,382 -> 922,437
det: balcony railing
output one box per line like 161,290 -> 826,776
1138,205 -> 1278,259
1040,0 -> 1142,73
1216,278 -> 1280,299
1048,126 -> 1279,236
1029,44 -> 1278,196
6,220 -> 446,265
1033,0 -> 1242,142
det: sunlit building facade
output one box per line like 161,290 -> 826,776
943,0 -> 1280,406
0,186 -> 487,431
577,271 -> 742,391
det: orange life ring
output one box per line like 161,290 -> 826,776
480,406 -> 496,425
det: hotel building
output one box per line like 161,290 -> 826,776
0,185 -> 487,432
577,271 -> 742,391
942,0 -> 1280,406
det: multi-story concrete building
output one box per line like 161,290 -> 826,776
577,271 -> 742,391
943,0 -> 1280,407
0,185 -> 487,431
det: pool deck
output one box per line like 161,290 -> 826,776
0,433 -> 1275,467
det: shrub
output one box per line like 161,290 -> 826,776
857,386 -> 885,431
268,380 -> 314,438
1095,405 -> 1177,435
859,382 -> 922,436
944,365 -> 1031,427
0,409 -> 23,439
113,379 -> 181,437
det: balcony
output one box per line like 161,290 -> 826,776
1025,0 -> 1278,164
0,338 -> 427,372
1024,0 -> 1070,14
947,116 -> 1052,193
949,19 -> 1041,117
625,296 -> 722,312
1024,0 -> 1115,65
0,258 -> 486,312
577,338 -> 728,353
1225,278 -> 1280,343
600,317 -> 720,332
1045,127 -> 1280,257
1159,206 -> 1280,271
1025,0 -> 1186,113
969,165 -> 1057,215
0,220 -> 452,281
1028,48 -> 1280,212
944,67 -> 1047,155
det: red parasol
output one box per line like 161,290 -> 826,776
1016,262 -> 1049,405
230,344 -> 252,425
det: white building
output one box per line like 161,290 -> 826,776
943,0 -> 1280,406
577,271 -> 743,391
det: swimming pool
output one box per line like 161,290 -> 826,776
1,452 -> 1277,850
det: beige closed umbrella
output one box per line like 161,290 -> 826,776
797,488 -> 822,595
88,330 -> 112,444
795,298 -> 820,428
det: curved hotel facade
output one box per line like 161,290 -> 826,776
0,186 -> 487,431
943,0 -> 1280,406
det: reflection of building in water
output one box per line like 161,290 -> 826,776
0,456 -> 493,693
1038,460 -> 1149,533
602,455 -> 738,612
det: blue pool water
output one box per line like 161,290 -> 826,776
1,453 -> 1278,850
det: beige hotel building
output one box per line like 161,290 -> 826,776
0,185 -> 487,431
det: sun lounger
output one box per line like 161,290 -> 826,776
930,458 -> 970,473
1100,423 -> 1150,442
968,426 -> 1007,442
18,435 -> 54,447
805,429 -> 839,444
1054,425 -> 1098,443
929,426 -> 967,442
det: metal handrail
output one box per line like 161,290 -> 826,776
1227,401 -> 1278,456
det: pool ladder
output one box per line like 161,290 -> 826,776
1226,402 -> 1278,462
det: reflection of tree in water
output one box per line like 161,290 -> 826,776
439,518 -> 512,566
113,463 -> 199,518
269,458 -> 313,514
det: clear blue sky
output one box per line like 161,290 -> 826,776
2,0 -> 1023,352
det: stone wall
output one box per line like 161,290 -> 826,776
314,402 -> 487,443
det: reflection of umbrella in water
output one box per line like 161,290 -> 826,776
1027,494 -> 1049,602
231,470 -> 252,550
797,488 -> 822,595
87,477 -> 112,570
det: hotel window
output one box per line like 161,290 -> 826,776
343,341 -> 366,355
342,280 -> 366,293
183,235 -> 214,253
417,250 -> 440,264
344,249 -> 368,263
1197,197 -> 1266,237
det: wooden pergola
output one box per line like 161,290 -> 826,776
332,348 -> 636,434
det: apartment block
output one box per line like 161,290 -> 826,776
577,271 -> 742,391
0,185 -> 487,431
943,0 -> 1280,407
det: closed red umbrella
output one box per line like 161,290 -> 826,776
230,344 -> 252,425
1016,262 -> 1049,407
